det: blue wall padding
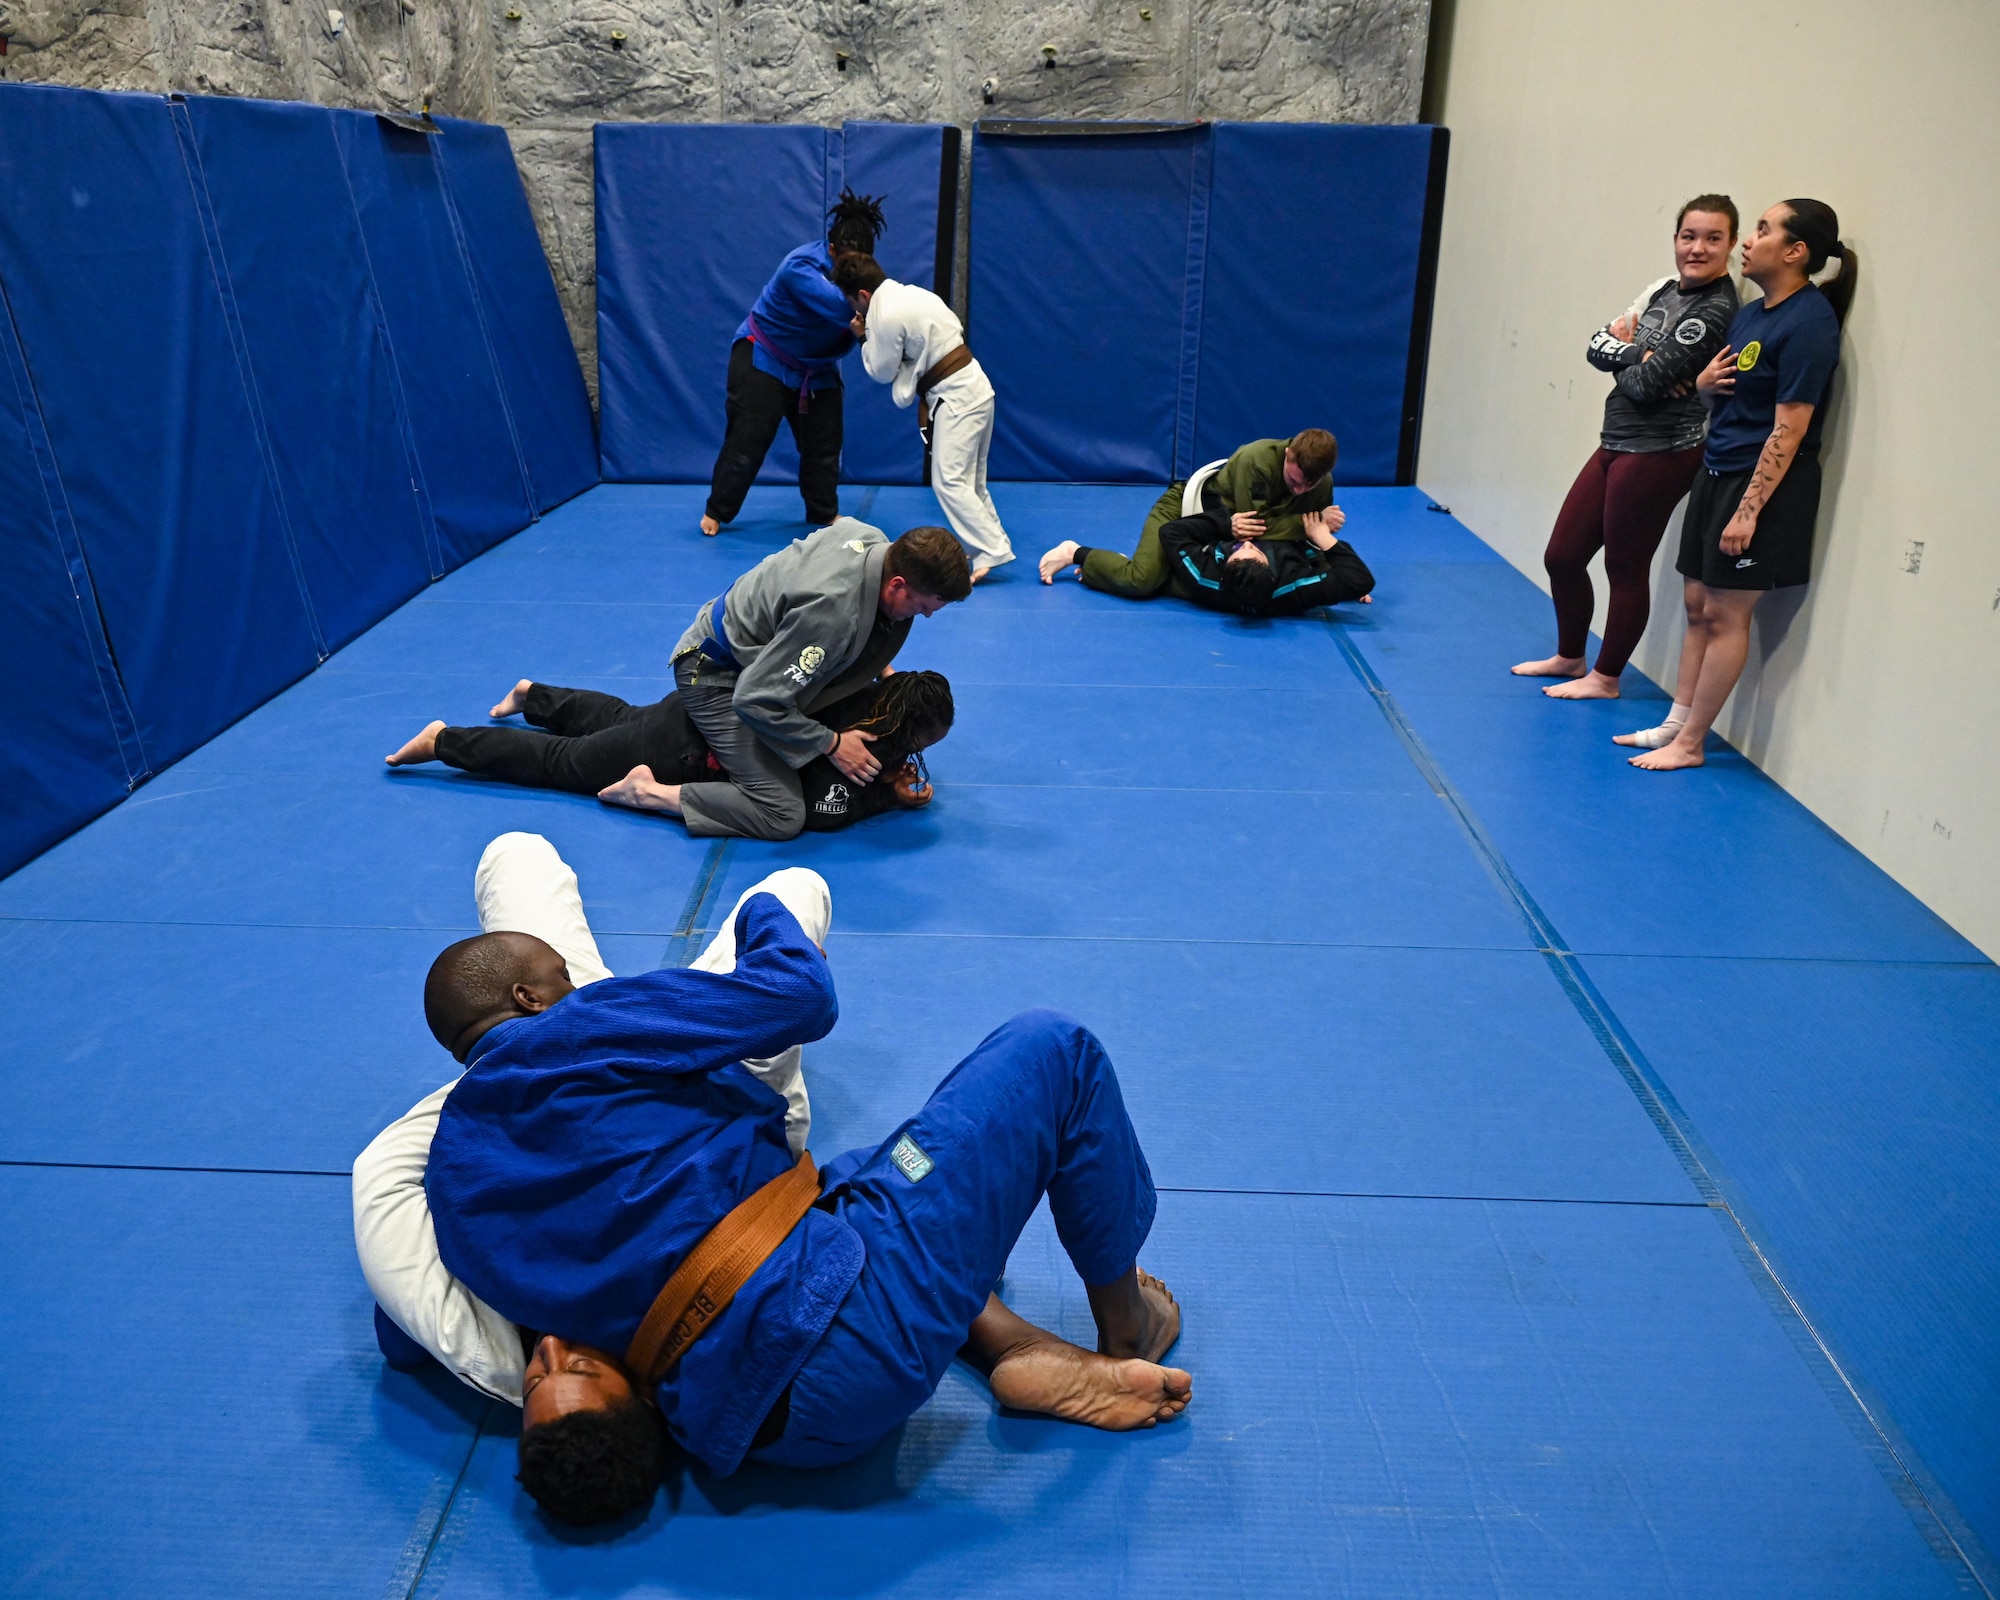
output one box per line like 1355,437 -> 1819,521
433,116 -> 598,512
333,110 -> 536,566
176,95 -> 440,653
597,123 -> 834,486
970,121 -> 1442,486
1195,124 -> 1438,485
834,121 -> 949,487
972,128 -> 1201,483
0,293 -> 139,877
0,85 -> 320,771
595,121 -> 950,489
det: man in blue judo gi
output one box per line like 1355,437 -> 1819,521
701,190 -> 887,538
422,888 -> 1190,1527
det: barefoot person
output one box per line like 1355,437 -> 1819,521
1038,430 -> 1339,600
1513,197 -> 1742,700
701,191 -> 886,538
400,855 -> 1189,1526
386,671 -> 954,832
536,519 -> 966,841
834,254 -> 1015,583
1620,199 -> 1855,769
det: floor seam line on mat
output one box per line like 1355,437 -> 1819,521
0,1158 -> 353,1177
1323,611 -> 1995,1596
382,1399 -> 493,1600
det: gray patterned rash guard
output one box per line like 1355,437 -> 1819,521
1586,275 -> 1741,453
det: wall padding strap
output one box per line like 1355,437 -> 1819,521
595,121 -> 953,487
970,120 -> 1447,487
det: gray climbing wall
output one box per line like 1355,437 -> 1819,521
0,0 -> 1431,398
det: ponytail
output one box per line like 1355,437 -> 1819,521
1780,199 -> 1857,326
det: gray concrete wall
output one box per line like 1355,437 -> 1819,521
0,0 -> 1430,398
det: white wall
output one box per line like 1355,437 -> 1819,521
1419,0 -> 2000,958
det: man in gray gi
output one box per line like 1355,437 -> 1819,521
598,521 -> 970,839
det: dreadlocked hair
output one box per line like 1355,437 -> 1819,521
838,670 -> 954,766
827,188 -> 886,256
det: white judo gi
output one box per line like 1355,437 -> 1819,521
351,832 -> 832,1403
858,278 -> 1014,574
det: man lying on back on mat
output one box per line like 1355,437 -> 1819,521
391,519 -> 970,841
356,832 -> 1190,1528
1037,429 -> 1376,615
385,669 -> 954,833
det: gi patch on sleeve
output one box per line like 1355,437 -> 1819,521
889,1133 -> 934,1183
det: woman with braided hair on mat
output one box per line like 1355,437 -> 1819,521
1512,195 -> 1741,701
1621,199 -> 1855,769
385,669 -> 954,832
700,189 -> 887,538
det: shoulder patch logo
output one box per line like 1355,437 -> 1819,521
844,538 -> 869,554
890,1133 -> 934,1183
798,645 -> 825,675
1674,318 -> 1706,346
814,782 -> 850,816
1736,340 -> 1762,371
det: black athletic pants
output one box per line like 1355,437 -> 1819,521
705,339 -> 844,526
434,686 -> 700,796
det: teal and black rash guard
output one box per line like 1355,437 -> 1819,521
1587,275 -> 1740,453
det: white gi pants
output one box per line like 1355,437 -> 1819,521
927,364 -> 1013,572
351,831 -> 833,1402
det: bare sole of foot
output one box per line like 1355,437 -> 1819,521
1543,672 -> 1621,700
1038,541 -> 1080,584
1629,743 -> 1705,770
1512,655 -> 1587,679
596,764 -> 681,814
988,1337 -> 1192,1431
385,720 -> 445,767
1100,1269 -> 1181,1363
490,679 -> 532,719
699,515 -> 720,537
970,566 -> 993,586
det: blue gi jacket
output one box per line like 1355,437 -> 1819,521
425,894 -> 861,1475
736,240 -> 856,392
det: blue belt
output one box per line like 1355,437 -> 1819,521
697,592 -> 741,670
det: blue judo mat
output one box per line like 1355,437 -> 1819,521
3,485 -> 1995,1598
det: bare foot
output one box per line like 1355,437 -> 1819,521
1038,540 -> 1080,583
1544,670 -> 1621,700
596,765 -> 683,815
699,515 -> 720,537
385,720 -> 445,766
1087,1266 -> 1182,1362
1629,737 -> 1705,771
987,1336 -> 1192,1431
1512,654 -> 1586,679
970,565 -> 994,586
490,679 -> 532,719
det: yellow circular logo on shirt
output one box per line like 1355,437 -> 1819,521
1736,341 -> 1762,371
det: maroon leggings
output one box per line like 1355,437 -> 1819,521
1545,445 -> 1704,676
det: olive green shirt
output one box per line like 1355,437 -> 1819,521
1210,438 -> 1331,543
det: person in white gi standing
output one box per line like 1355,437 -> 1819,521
835,255 -> 1015,582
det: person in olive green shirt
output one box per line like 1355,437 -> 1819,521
1038,430 -> 1338,598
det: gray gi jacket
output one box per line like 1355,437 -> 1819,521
672,518 -> 911,768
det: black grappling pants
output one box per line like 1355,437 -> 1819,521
434,686 -> 700,796
706,338 -> 844,527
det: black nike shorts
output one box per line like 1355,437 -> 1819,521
1676,454 -> 1822,591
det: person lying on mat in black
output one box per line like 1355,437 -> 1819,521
1041,503 -> 1374,617
385,670 -> 953,832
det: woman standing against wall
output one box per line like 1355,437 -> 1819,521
1513,197 -> 1742,698
1622,200 -> 1856,768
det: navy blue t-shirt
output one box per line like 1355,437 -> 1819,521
1703,285 -> 1842,472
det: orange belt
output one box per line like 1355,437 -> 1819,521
624,1152 -> 821,1388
